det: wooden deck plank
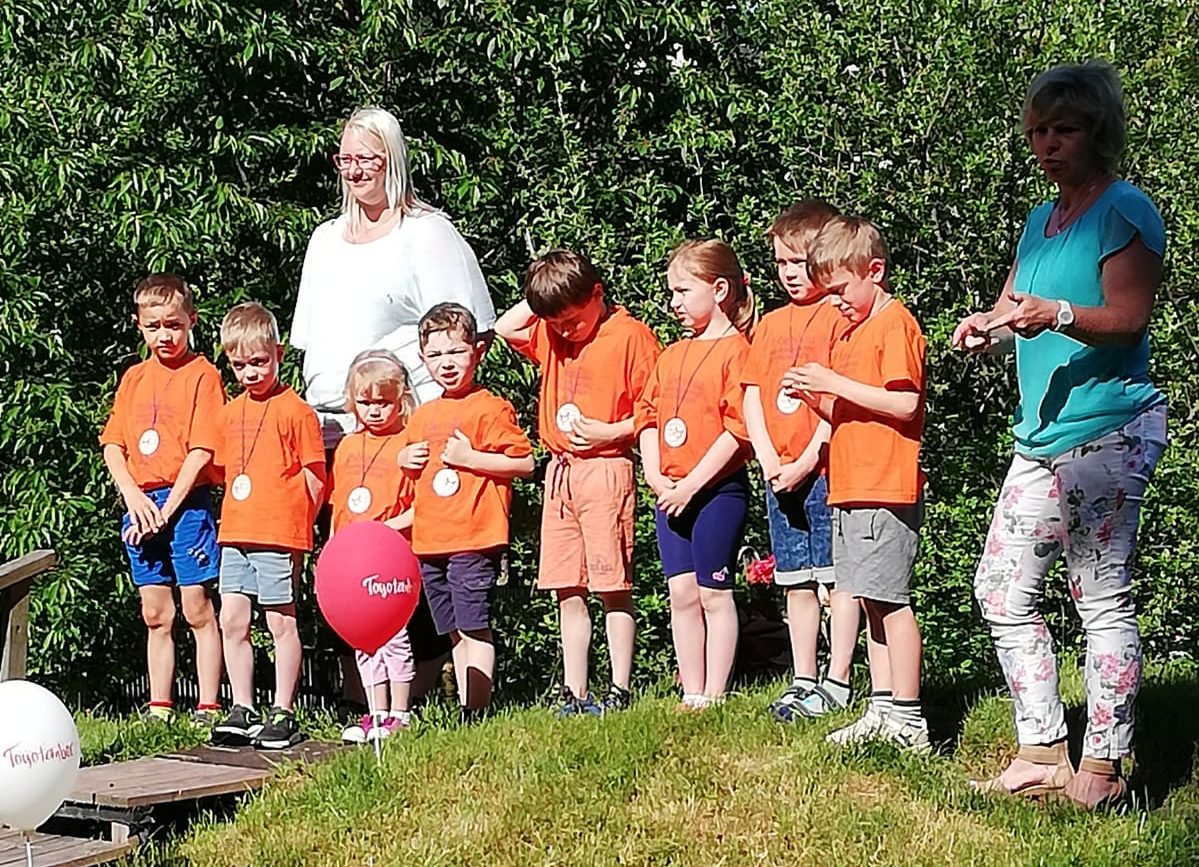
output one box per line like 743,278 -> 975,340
0,830 -> 133,867
161,741 -> 346,770
0,550 -> 56,593
68,757 -> 269,808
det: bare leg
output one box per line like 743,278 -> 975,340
699,587 -> 738,699
827,590 -> 861,683
785,585 -> 821,680
219,593 -> 255,708
179,585 -> 222,707
557,589 -> 592,696
140,585 -> 176,707
264,604 -> 301,710
453,629 -> 495,709
667,574 -> 705,696
601,590 -> 635,691
871,600 -> 922,701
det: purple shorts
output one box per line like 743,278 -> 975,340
654,469 -> 748,590
419,550 -> 502,635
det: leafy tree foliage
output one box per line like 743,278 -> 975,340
2,0 -> 1196,702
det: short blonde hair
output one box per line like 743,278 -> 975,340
668,239 -> 757,338
1022,60 -> 1126,174
134,273 -> 194,313
345,350 -> 415,426
221,302 -> 279,354
807,216 -> 891,288
340,107 -> 432,237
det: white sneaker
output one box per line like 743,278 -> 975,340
825,705 -> 888,745
879,714 -> 931,753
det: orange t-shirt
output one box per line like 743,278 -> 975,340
633,332 -> 751,481
741,300 -> 847,464
512,306 -> 661,458
400,387 -> 533,557
215,386 -> 326,550
99,354 -> 225,490
328,430 -> 415,534
827,299 -> 926,506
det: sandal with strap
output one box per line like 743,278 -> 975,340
1061,757 -> 1128,812
970,742 -> 1074,799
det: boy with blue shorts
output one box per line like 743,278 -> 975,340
100,273 -> 226,723
211,302 -> 326,749
743,202 -> 861,721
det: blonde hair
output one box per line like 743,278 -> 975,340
134,273 -> 194,313
340,107 -> 433,236
220,302 -> 280,354
344,350 -> 415,427
806,216 -> 892,288
668,239 -> 757,338
1022,60 -> 1126,174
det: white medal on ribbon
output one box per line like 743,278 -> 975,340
347,486 -> 372,514
663,417 -> 688,448
432,468 -> 461,498
775,387 -> 801,415
138,428 -> 160,456
555,402 -> 582,433
231,473 -> 252,501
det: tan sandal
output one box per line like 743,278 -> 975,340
970,742 -> 1074,799
1061,757 -> 1128,812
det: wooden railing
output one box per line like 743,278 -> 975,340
0,549 -> 56,680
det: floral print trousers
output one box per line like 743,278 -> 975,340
974,404 -> 1167,759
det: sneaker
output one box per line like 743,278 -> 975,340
139,704 -> 175,724
254,707 -> 305,750
768,680 -> 812,721
786,683 -> 850,721
210,704 -> 263,746
825,705 -> 888,746
601,684 -> 633,713
341,714 -> 376,745
555,686 -> 603,718
367,713 -> 412,741
879,714 -> 932,753
189,706 -> 223,728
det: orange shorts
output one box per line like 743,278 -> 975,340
537,454 -> 635,593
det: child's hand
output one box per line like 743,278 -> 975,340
656,477 -> 697,518
568,417 -> 619,451
398,441 -> 430,470
759,455 -> 782,485
771,458 -> 815,493
121,489 -> 164,545
440,430 -> 477,469
785,362 -> 840,396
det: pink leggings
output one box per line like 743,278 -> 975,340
355,628 -> 414,688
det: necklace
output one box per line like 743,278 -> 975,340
231,395 -> 271,502
663,323 -> 735,448
138,357 -> 188,456
775,306 -> 819,415
554,307 -> 608,434
347,432 -> 393,514
1047,176 -> 1109,236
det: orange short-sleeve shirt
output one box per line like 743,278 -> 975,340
633,332 -> 751,481
400,387 -> 533,557
215,386 -> 326,550
741,300 -> 847,464
513,307 -> 661,457
99,354 -> 226,490
827,299 -> 926,506
328,430 -> 415,534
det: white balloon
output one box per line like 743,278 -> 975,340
0,680 -> 81,831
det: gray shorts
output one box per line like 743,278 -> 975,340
832,502 -> 922,605
219,547 -> 299,606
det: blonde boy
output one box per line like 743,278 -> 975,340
496,251 -> 660,715
211,302 -> 326,749
742,202 -> 863,722
100,274 -> 225,723
783,216 -> 929,750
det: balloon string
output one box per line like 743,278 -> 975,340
25,837 -> 33,867
366,684 -> 382,767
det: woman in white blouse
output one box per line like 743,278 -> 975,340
291,106 -> 496,449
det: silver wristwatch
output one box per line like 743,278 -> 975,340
1053,299 -> 1075,332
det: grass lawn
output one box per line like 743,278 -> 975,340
71,659 -> 1198,867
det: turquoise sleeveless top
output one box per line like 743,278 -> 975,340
1012,180 -> 1166,458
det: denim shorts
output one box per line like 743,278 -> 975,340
655,469 -> 749,590
766,473 -> 834,586
122,486 -> 219,588
419,550 -> 502,635
218,547 -> 299,606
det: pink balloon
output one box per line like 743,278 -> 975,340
315,521 -> 422,655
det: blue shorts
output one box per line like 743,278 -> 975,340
766,473 -> 834,586
655,470 -> 749,590
219,547 -> 299,606
122,486 -> 219,588
419,550 -> 501,635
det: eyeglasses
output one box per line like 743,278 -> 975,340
332,153 -> 385,172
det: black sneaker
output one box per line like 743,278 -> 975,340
601,684 -> 633,713
254,707 -> 305,750
210,704 -> 263,746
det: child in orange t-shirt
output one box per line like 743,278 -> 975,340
397,303 -> 534,720
210,302 -> 326,750
327,350 -> 418,744
783,216 -> 928,751
634,240 -> 755,709
99,273 -> 225,724
742,201 -> 863,723
496,250 -> 661,716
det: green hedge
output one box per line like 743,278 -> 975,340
2,0 -> 1196,703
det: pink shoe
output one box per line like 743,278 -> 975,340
367,712 -> 412,742
341,714 -> 375,745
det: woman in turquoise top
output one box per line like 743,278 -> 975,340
953,61 -> 1168,810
